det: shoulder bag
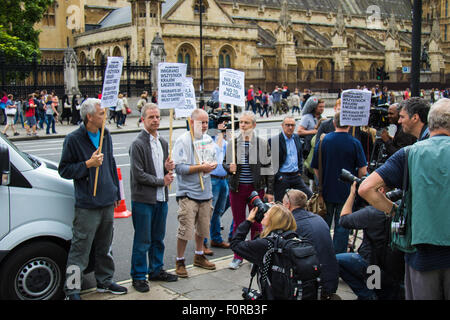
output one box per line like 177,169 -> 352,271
306,135 -> 327,217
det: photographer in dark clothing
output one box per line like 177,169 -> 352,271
381,103 -> 416,157
336,182 -> 404,300
282,189 -> 340,299
230,204 -> 297,299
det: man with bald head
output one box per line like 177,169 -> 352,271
172,109 -> 218,277
381,103 -> 416,157
282,189 -> 339,299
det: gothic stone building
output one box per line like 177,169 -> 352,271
38,0 -> 450,93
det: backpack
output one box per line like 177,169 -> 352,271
251,230 -> 322,300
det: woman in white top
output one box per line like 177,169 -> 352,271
115,93 -> 124,128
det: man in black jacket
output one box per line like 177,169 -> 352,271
129,103 -> 177,293
59,98 -> 127,300
269,116 -> 312,201
337,182 -> 404,300
282,189 -> 340,299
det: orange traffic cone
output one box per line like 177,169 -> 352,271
114,167 -> 131,219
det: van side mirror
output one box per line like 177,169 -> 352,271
0,144 -> 11,186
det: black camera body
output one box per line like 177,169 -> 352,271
368,104 -> 390,129
386,189 -> 403,202
247,191 -> 272,223
339,169 -> 368,208
208,111 -> 238,130
242,287 -> 262,300
339,169 -> 366,187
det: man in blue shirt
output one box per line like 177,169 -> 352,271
311,112 -> 367,254
269,115 -> 312,201
203,122 -> 231,254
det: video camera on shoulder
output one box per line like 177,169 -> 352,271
368,104 -> 390,129
208,110 -> 239,131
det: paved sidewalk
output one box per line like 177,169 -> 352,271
81,255 -> 357,301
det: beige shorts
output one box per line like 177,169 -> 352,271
177,197 -> 213,241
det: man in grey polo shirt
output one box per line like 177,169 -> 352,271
172,109 -> 217,278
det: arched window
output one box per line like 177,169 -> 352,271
177,47 -> 192,75
219,49 -> 231,68
112,46 -> 122,57
316,61 -> 325,80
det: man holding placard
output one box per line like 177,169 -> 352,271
59,98 -> 126,300
172,109 -> 218,277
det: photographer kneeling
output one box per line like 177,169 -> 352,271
231,202 -> 322,300
336,182 -> 404,300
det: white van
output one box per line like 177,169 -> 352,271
0,134 -> 74,300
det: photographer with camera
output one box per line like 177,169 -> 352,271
359,99 -> 450,300
336,180 -> 405,300
223,111 -> 274,270
381,103 -> 417,158
230,204 -> 297,300
282,189 -> 340,299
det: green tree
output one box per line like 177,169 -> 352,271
0,0 -> 54,62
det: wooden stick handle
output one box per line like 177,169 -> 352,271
187,117 -> 204,191
169,108 -> 174,192
231,104 -> 236,174
93,110 -> 107,197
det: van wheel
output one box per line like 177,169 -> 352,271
0,241 -> 67,300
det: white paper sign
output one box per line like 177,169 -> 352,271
100,57 -> 124,109
340,89 -> 372,126
219,68 -> 245,107
175,77 -> 197,118
158,62 -> 187,109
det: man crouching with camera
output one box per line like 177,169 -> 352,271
336,180 -> 404,300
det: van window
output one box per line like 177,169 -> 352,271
0,135 -> 41,169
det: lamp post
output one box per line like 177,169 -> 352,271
411,0 -> 422,97
125,42 -> 131,97
199,0 -> 204,109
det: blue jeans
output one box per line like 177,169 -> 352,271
324,202 -> 349,254
45,114 -> 56,134
130,201 -> 168,280
38,109 -> 46,129
336,253 -> 377,300
204,178 -> 229,244
14,111 -> 24,128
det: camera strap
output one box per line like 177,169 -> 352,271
399,147 -> 411,219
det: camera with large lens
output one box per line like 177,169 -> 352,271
339,169 -> 365,187
247,191 -> 272,223
339,169 -> 368,208
386,189 -> 403,202
242,287 -> 262,300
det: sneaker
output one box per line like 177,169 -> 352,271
97,282 -> 127,295
13,132 -> 19,136
132,279 -> 149,293
148,270 -> 178,282
117,125 -> 123,129
228,258 -> 243,270
211,240 -> 230,249
65,293 -> 82,300
175,259 -> 188,278
3,133 -> 8,137
193,254 -> 216,270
